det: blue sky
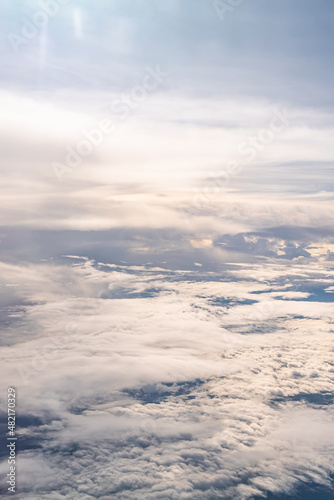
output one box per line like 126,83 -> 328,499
1,0 -> 334,107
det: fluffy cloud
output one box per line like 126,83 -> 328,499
1,258 -> 333,498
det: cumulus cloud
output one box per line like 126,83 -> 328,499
1,258 -> 334,498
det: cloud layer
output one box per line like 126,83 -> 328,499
1,256 -> 334,499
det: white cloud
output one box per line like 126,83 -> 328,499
1,259 -> 334,498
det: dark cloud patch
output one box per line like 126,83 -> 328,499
270,392 -> 334,408
255,484 -> 334,500
124,379 -> 206,404
0,226 -> 223,271
100,287 -> 162,300
214,232 -> 312,260
264,226 -> 334,242
209,297 -> 258,308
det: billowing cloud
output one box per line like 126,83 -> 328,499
1,258 -> 334,498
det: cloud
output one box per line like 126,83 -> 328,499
1,2 -> 334,497
1,258 -> 334,498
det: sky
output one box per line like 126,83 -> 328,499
0,1 -> 334,499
